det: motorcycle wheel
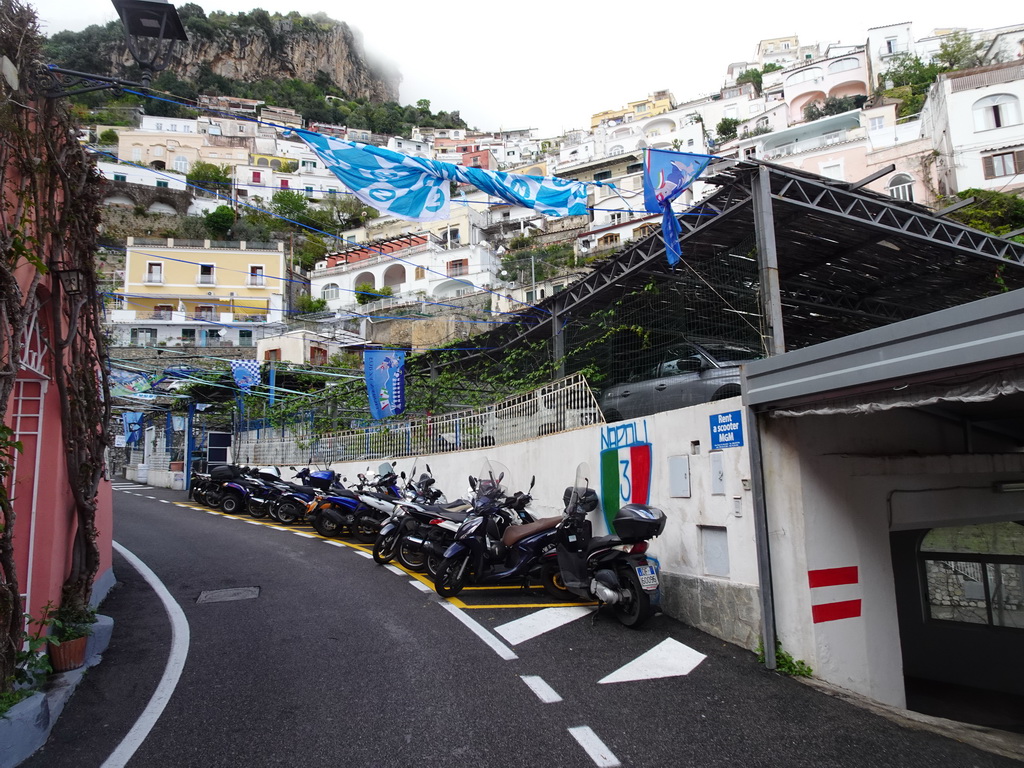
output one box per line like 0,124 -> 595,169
372,530 -> 399,564
434,554 -> 470,597
540,559 -> 571,600
397,535 -> 426,572
205,490 -> 224,509
276,501 -> 302,525
247,500 -> 268,519
192,487 -> 207,505
220,492 -> 243,514
352,514 -> 380,544
614,569 -> 654,628
426,551 -> 444,580
313,514 -> 342,538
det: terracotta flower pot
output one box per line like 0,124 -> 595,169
48,636 -> 88,672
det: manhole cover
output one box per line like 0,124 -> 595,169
196,587 -> 260,604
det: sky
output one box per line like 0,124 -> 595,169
27,0 -> 1022,137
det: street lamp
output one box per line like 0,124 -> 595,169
54,266 -> 84,296
45,0 -> 188,98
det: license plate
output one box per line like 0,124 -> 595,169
636,565 -> 659,590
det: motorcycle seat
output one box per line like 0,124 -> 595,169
586,534 -> 623,554
327,487 -> 359,500
502,516 -> 561,547
283,483 -> 320,495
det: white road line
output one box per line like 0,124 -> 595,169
105,542 -> 190,768
145,496 -> 157,499
494,606 -> 594,645
292,532 -> 316,539
409,580 -> 432,592
353,550 -> 373,559
568,726 -> 620,768
521,675 -> 562,703
243,520 -> 262,525
598,637 -> 707,684
384,564 -> 405,576
439,602 -> 517,661
159,500 -> 170,504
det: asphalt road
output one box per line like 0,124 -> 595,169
23,482 -> 1024,767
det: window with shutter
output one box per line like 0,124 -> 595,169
982,155 -> 995,179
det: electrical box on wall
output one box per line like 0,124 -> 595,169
668,455 -> 691,497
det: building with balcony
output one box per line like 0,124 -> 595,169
781,49 -> 870,123
256,328 -> 368,364
107,238 -> 288,348
309,233 -> 502,315
923,60 -> 1024,197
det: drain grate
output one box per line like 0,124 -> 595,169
196,587 -> 260,604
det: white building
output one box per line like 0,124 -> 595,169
309,233 -> 502,315
923,59 -> 1024,196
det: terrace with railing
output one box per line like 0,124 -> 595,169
233,373 -> 604,465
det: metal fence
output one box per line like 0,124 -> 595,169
233,372 -> 604,466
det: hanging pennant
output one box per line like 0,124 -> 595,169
231,359 -> 261,392
642,149 -> 713,266
364,350 -> 406,420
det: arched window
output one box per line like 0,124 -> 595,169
888,173 -> 915,202
173,155 -> 188,173
973,94 -> 1022,131
321,283 -> 340,300
827,58 -> 860,74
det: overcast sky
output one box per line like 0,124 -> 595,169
28,0 -> 1021,136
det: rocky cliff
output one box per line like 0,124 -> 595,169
122,13 -> 399,103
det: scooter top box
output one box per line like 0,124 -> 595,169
210,464 -> 241,481
612,503 -> 666,542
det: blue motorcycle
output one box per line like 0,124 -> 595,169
433,461 -> 556,597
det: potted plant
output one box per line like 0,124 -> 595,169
47,603 -> 96,673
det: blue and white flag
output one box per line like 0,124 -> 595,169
231,359 -> 261,392
298,132 -> 589,222
643,149 -> 713,266
364,350 -> 406,420
122,412 -> 144,445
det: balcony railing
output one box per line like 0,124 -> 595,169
762,129 -> 857,160
144,273 -> 164,284
197,274 -> 216,285
247,275 -> 267,287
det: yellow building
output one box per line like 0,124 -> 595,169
109,237 -> 288,348
590,91 -> 676,129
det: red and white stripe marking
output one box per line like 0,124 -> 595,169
808,566 -> 861,623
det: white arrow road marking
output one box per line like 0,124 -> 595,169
568,726 -> 620,767
521,675 -> 562,703
598,637 -> 707,684
494,606 -> 594,645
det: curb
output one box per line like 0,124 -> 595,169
0,615 -> 114,768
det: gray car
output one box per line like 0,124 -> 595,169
599,341 -> 760,422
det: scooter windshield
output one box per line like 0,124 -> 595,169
568,462 -> 592,513
475,459 -> 511,500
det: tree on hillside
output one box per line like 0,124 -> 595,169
715,117 -> 740,143
944,189 -> 1024,238
186,161 -> 232,197
803,95 -> 867,122
204,205 -> 235,238
935,30 -> 986,72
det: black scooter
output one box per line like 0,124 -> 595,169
541,462 -> 665,628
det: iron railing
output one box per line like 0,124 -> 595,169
233,372 -> 604,466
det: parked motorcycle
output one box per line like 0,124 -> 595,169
541,462 -> 666,628
433,461 -> 556,597
373,468 -> 471,573
345,462 -> 406,542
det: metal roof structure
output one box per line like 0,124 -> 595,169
445,159 -> 1024,372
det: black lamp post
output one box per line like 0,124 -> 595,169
46,0 -> 188,98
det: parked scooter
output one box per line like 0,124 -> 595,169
541,462 -> 666,628
344,462 -> 406,542
433,461 -> 555,597
373,468 -> 470,573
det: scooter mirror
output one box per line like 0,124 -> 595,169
529,475 -> 536,491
